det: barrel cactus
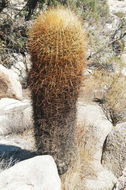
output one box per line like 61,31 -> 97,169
28,7 -> 87,174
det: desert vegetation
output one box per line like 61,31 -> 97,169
0,0 -> 126,189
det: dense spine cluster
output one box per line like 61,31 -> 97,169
28,7 -> 87,174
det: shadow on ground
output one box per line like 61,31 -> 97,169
0,144 -> 37,169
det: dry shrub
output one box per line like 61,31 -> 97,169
81,65 -> 126,125
0,16 -> 27,55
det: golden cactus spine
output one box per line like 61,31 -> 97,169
28,7 -> 87,175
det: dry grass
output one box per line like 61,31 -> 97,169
0,155 -> 18,173
61,61 -> 126,186
61,122 -> 94,190
80,66 -> 126,124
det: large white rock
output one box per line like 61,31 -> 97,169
0,65 -> 22,100
77,102 -> 117,190
0,155 -> 61,190
102,122 -> 126,177
10,0 -> 26,10
10,53 -> 31,86
0,98 -> 33,135
114,167 -> 126,190
107,0 -> 126,16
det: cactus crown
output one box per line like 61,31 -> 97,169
28,7 -> 86,65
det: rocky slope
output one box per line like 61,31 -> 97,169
0,0 -> 126,190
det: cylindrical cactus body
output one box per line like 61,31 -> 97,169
28,8 -> 86,174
